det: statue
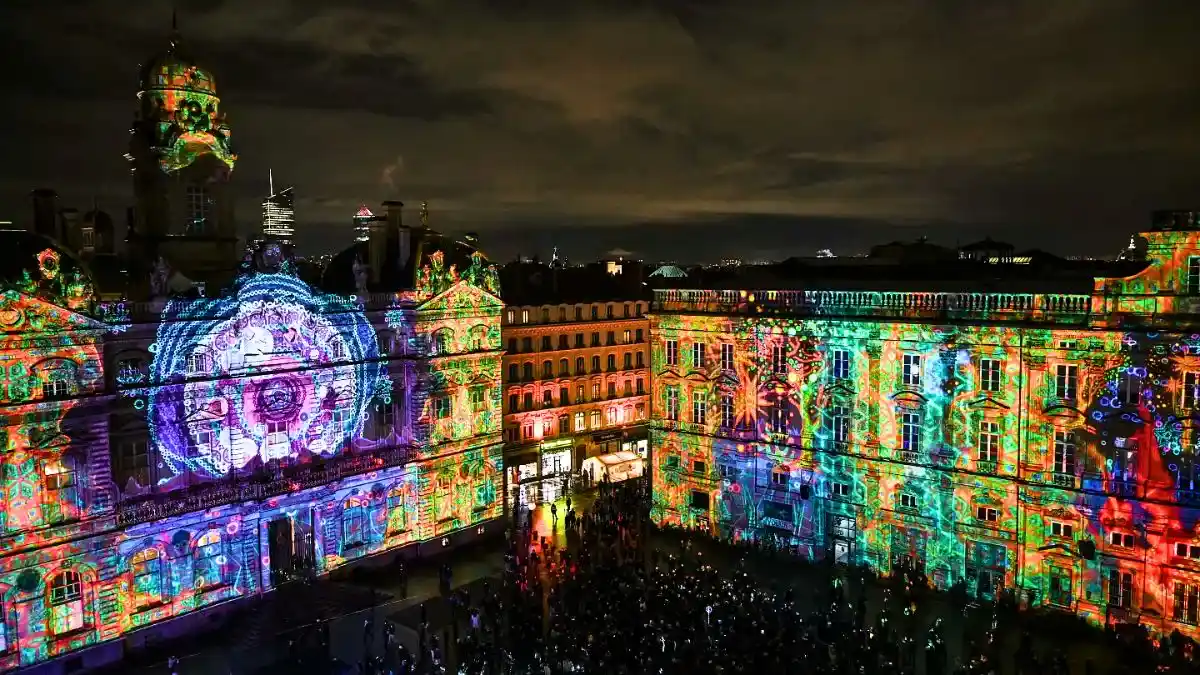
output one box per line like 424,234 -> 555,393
352,257 -> 368,295
150,256 -> 171,298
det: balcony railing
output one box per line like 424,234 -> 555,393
116,445 -> 413,526
654,288 -> 1092,323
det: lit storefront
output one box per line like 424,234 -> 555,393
508,438 -> 575,507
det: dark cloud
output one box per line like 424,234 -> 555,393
0,0 -> 1197,261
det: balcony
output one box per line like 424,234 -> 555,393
1051,472 -> 1078,488
898,450 -> 921,464
976,460 -> 998,475
116,445 -> 413,526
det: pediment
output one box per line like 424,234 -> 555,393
966,395 -> 1010,411
889,390 -> 928,407
825,380 -> 854,396
1043,404 -> 1085,420
0,290 -> 104,340
417,279 -> 501,315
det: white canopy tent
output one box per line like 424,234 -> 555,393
581,451 -> 644,484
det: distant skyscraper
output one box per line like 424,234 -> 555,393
353,204 -> 374,242
261,170 -> 295,243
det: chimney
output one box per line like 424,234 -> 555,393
60,208 -> 81,251
368,216 -> 387,284
30,188 -> 60,241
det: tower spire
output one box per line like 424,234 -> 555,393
269,168 -> 274,197
168,7 -> 181,51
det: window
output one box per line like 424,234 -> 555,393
0,600 -> 6,652
558,335 -> 568,349
665,385 -> 680,421
376,403 -> 396,432
506,310 -> 515,325
691,460 -> 706,475
606,354 -> 615,371
827,405 -> 849,444
1175,543 -> 1200,560
718,464 -> 737,480
266,420 -> 287,449
116,437 -> 150,487
605,407 -> 617,426
1175,582 -> 1200,625
470,387 -> 486,412
1183,372 -> 1200,409
1050,521 -> 1074,539
542,361 -> 553,378
521,309 -> 529,323
591,332 -> 600,347
1188,257 -> 1200,295
624,303 -> 631,318
665,339 -> 679,367
522,337 -> 532,352
692,391 -> 707,425
720,343 -> 734,371
185,184 -> 210,234
434,396 -> 452,419
522,362 -> 533,380
606,381 -> 616,398
433,329 -> 454,355
606,331 -> 615,346
902,354 -> 921,388
576,385 -> 584,402
589,410 -> 601,428
193,530 -> 224,590
191,428 -> 213,458
636,378 -> 645,395
830,349 -> 850,379
1053,430 -> 1076,475
635,329 -> 644,342
899,493 -> 918,510
342,500 -> 367,547
719,394 -> 735,429
769,397 -> 787,434
559,386 -> 569,405
623,329 -> 631,343
558,414 -> 569,433
979,359 -> 1001,393
771,467 -> 789,488
978,421 -> 999,462
575,357 -> 585,375
574,412 -> 585,431
44,458 -> 79,522
508,364 -> 519,382
591,356 -> 601,373
591,382 -> 600,399
131,549 -> 163,608
541,336 -> 551,350
1049,569 -> 1073,607
900,411 -> 920,453
575,307 -> 583,321
975,506 -> 998,523
831,482 -> 851,498
508,338 -> 517,353
624,352 -> 632,369
1054,364 -> 1078,401
623,380 -> 632,396
1117,368 -> 1143,406
692,342 -> 706,369
605,305 -> 613,319
116,357 -> 147,384
690,490 -> 709,510
771,344 -> 786,375
1109,532 -> 1135,548
387,488 -> 408,534
559,358 -> 570,376
636,351 -> 645,368
1107,570 -> 1133,610
48,570 -> 85,634
575,333 -> 584,348
540,308 -> 550,323
508,393 -> 518,412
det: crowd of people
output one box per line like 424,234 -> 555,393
252,475 -> 1199,674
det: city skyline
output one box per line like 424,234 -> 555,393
1,1 -> 1198,261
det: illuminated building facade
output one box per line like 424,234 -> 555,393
0,23 -> 504,673
650,211 -> 1200,638
260,173 -> 295,244
502,293 -> 651,507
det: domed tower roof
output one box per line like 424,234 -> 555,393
137,15 -> 216,96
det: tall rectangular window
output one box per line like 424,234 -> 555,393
1117,368 -> 1143,406
1175,582 -> 1200,624
979,359 -> 1002,393
1188,257 -> 1200,295
978,420 -> 999,462
719,393 -> 735,428
574,412 -> 585,431
769,398 -> 787,434
901,412 -> 920,452
665,339 -> 679,367
692,342 -> 706,369
827,405 -> 849,444
1053,430 -> 1076,475
185,184 -> 210,234
720,342 -> 735,371
665,385 -> 680,421
692,391 -> 707,425
1054,364 -> 1078,401
771,344 -> 786,375
902,354 -> 922,388
1183,372 -> 1200,409
830,349 -> 850,379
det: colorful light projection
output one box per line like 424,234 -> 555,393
140,55 -> 235,174
650,297 -> 1200,637
133,273 -> 387,481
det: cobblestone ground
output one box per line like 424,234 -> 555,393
115,484 -> 1149,674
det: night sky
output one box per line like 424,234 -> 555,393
1,0 -> 1198,262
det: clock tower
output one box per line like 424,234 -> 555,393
127,16 -> 240,294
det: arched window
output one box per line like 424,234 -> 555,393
47,570 -> 85,634
469,325 -> 488,351
342,498 -> 368,548
193,530 -> 225,590
559,359 -> 570,376
432,328 -> 455,355
131,549 -> 163,608
522,362 -> 533,380
186,349 -> 212,375
508,363 -> 519,382
34,358 -> 77,399
542,361 -> 553,378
